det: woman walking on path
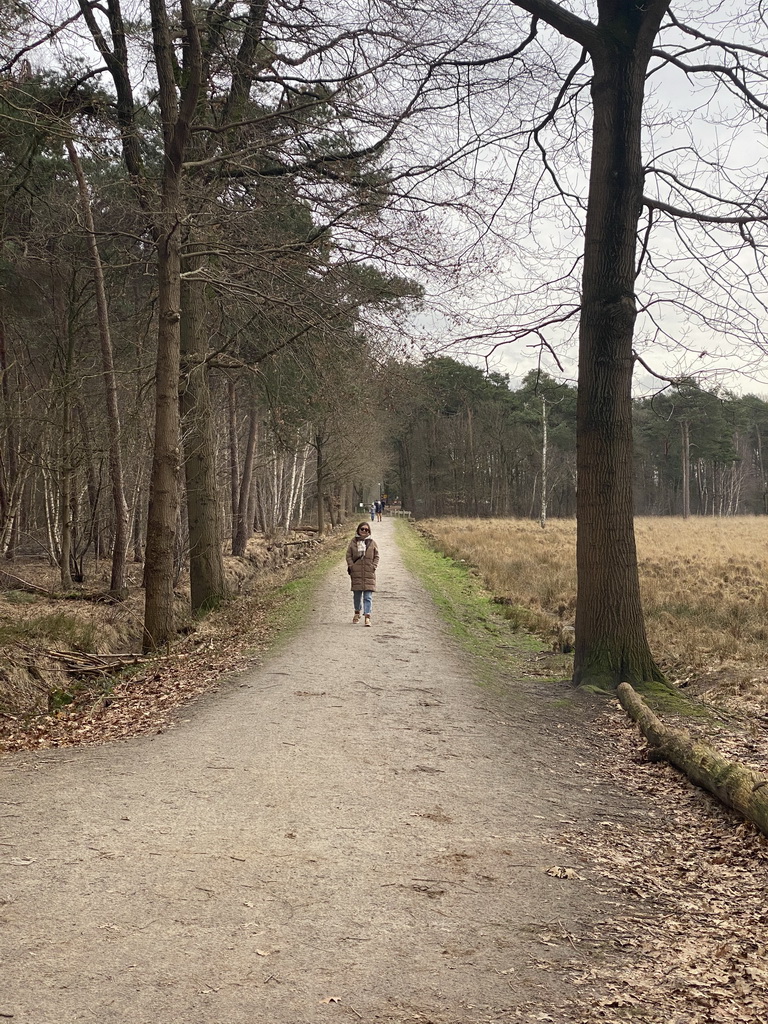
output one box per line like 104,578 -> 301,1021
346,522 -> 379,626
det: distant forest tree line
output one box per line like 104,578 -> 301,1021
3,323 -> 767,597
388,358 -> 768,520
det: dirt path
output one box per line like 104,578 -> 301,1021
1,520 -> 641,1023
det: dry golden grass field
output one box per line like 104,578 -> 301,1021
416,516 -> 768,717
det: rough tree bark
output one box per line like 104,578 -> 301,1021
180,264 -> 226,611
176,0 -> 268,607
572,2 -> 669,687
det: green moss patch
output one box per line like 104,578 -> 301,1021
394,519 -> 562,692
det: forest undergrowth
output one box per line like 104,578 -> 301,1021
0,531 -> 347,753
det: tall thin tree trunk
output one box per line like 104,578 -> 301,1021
132,470 -> 145,562
466,406 -> 478,516
0,305 -> 19,559
283,445 -> 300,530
228,380 -> 240,538
297,446 -> 309,525
315,431 -> 325,536
77,400 -> 101,563
0,458 -> 29,558
180,267 -> 226,611
681,419 -> 690,519
143,0 -> 202,651
52,268 -> 75,590
42,465 -> 61,568
540,396 -> 548,529
67,137 -> 130,595
396,437 -> 414,512
232,403 -> 258,556
755,424 -> 767,514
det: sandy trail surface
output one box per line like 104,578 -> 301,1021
1,519 -> 639,1023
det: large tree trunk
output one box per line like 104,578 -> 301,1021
572,1 -> 670,689
180,268 -> 226,612
143,210 -> 183,649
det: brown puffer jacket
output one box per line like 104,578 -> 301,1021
346,534 -> 380,591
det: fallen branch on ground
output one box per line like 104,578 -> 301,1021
617,681 -> 768,839
0,569 -> 123,604
14,645 -> 147,677
0,570 -> 52,596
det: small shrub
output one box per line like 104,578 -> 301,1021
3,590 -> 38,605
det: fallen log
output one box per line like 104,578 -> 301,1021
617,681 -> 768,839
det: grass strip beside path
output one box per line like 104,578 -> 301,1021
394,518 -> 569,691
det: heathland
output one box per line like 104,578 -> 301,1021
416,516 -> 768,724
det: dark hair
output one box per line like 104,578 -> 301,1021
356,522 -> 371,533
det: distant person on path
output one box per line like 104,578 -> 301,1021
370,503 -> 376,521
375,499 -> 383,522
346,522 -> 379,627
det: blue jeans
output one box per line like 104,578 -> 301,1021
353,591 -> 373,615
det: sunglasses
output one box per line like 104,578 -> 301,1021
360,527 -> 370,532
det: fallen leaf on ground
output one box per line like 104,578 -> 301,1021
545,865 -> 579,879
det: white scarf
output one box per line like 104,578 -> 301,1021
356,539 -> 366,558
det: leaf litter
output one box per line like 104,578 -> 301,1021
558,705 -> 768,1024
0,553 -> 325,754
